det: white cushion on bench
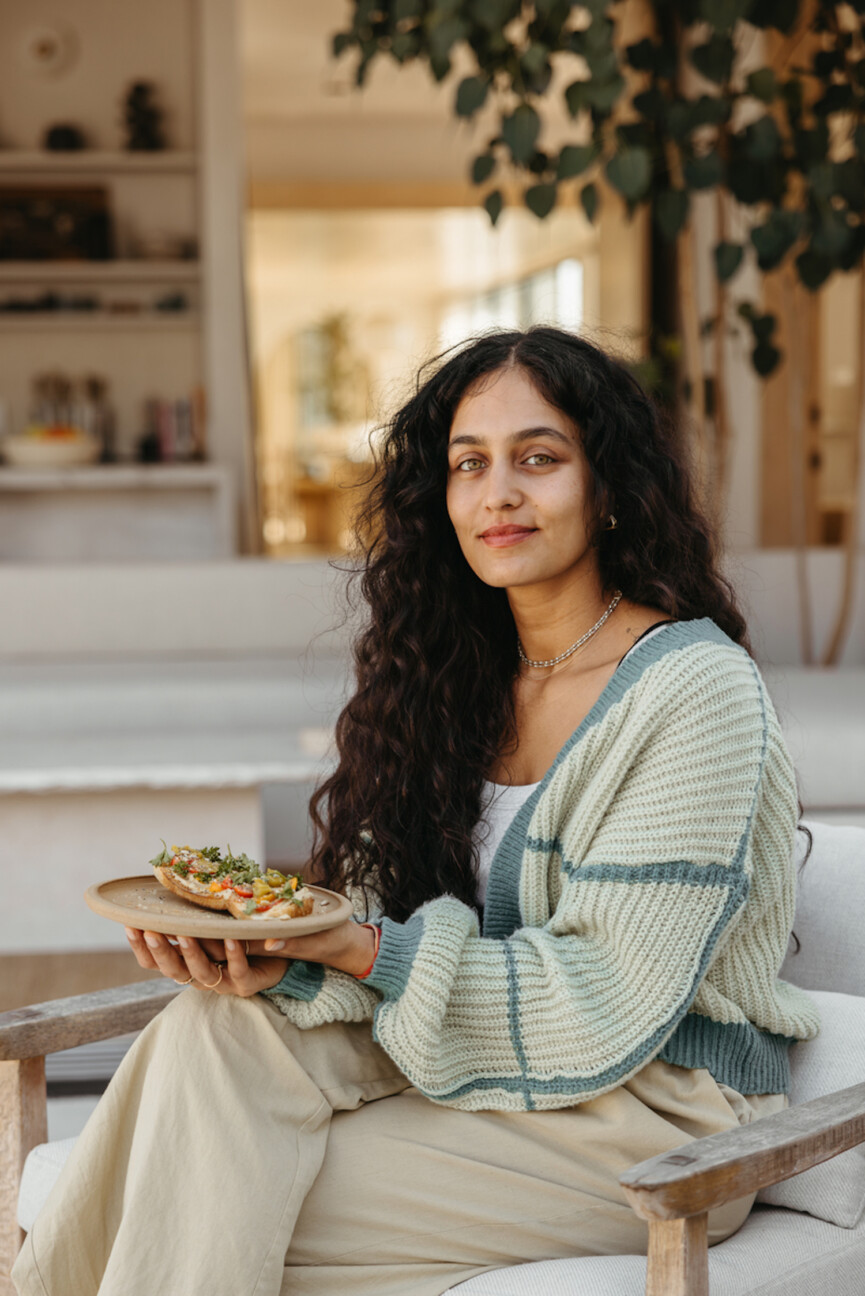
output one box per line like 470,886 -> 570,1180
449,1205 -> 865,1295
17,1137 -> 77,1234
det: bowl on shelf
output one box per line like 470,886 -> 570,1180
0,430 -> 102,468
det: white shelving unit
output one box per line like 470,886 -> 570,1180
0,0 -> 254,555
0,150 -> 197,174
0,261 -> 201,282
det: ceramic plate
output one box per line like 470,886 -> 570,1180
85,875 -> 352,939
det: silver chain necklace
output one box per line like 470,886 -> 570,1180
517,590 -> 623,670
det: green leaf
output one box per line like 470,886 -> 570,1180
699,0 -> 750,31
714,241 -> 744,281
625,38 -> 657,72
525,182 -> 557,218
580,182 -> 599,223
484,189 -> 504,226
752,342 -> 781,376
794,122 -> 830,169
605,145 -> 652,201
690,35 -> 735,85
814,83 -> 854,116
391,31 -> 421,61
654,188 -> 689,241
748,0 -> 800,29
781,77 -> 803,124
455,76 -> 489,118
835,158 -> 865,210
812,208 -> 853,259
471,153 -> 496,185
394,0 -> 424,17
750,312 -> 776,343
743,115 -> 782,161
690,95 -> 731,128
564,80 -> 587,117
556,144 -> 596,180
683,150 -> 723,190
746,67 -> 777,102
502,104 -> 541,165
796,249 -> 832,290
751,213 -> 800,270
332,32 -> 353,58
584,75 -> 626,114
664,101 -> 692,141
633,88 -> 666,120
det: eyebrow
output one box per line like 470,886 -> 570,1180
447,426 -> 574,450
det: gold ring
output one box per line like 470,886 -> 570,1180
202,964 -> 224,989
244,940 -> 250,956
173,974 -> 194,986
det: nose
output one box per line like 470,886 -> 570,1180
483,457 -> 523,511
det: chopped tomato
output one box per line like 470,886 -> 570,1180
233,884 -> 254,898
255,901 -> 275,912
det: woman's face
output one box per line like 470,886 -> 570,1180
446,366 -> 600,592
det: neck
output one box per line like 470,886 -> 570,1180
508,568 -> 613,665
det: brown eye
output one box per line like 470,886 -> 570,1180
524,453 -> 555,465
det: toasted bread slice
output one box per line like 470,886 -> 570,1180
154,864 -> 233,911
224,887 -> 315,920
152,846 -> 314,920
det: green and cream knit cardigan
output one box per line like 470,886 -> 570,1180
264,617 -> 820,1112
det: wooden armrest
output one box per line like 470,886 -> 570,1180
621,1080 -> 865,1221
0,980 -> 181,1062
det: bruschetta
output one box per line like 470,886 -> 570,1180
150,843 -> 315,919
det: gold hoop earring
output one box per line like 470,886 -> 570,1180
603,514 -> 618,531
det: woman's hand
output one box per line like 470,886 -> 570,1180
125,920 -> 378,995
261,921 -> 377,977
125,929 -> 289,997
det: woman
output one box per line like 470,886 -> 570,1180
13,328 -> 819,1296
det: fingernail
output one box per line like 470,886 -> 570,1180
125,927 -> 136,940
178,937 -> 189,948
225,939 -> 236,952
267,940 -> 286,951
144,935 -> 159,948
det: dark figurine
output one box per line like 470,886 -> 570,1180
123,82 -> 166,151
44,124 -> 88,151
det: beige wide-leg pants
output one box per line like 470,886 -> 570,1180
12,988 -> 784,1296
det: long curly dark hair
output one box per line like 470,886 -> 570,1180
309,326 -> 755,922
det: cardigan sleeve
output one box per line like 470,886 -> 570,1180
358,646 -> 793,1110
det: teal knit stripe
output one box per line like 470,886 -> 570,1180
503,941 -> 534,1110
547,857 -> 750,889
366,911 -> 426,1002
482,617 -> 741,940
264,959 -> 324,1002
659,1012 -> 793,1094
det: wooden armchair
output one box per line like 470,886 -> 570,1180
4,820 -> 865,1296
2,980 -> 864,1296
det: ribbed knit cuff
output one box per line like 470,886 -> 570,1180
261,959 -> 324,1003
362,912 -> 425,1001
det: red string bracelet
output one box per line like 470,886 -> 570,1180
355,923 -> 381,980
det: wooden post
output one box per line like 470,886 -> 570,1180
645,1214 -> 708,1296
0,1057 -> 47,1294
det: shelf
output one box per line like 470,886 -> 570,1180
0,313 -> 198,332
0,150 -> 197,175
0,464 -> 228,491
0,261 -> 201,283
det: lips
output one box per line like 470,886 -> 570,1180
479,525 -> 537,548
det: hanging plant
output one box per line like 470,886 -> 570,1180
333,0 -> 865,665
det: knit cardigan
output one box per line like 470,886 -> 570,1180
263,617 -> 820,1112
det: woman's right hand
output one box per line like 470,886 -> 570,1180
125,928 -> 290,997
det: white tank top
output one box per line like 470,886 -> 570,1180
473,621 -> 673,904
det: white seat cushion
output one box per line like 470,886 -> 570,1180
17,1137 -> 77,1233
448,1205 -> 865,1295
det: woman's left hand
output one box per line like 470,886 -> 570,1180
125,920 -> 377,995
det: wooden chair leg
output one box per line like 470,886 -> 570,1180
0,1057 -> 47,1295
646,1214 -> 708,1296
